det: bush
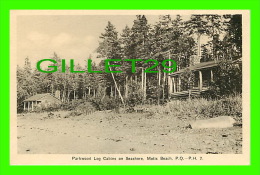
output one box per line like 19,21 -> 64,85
76,102 -> 96,114
34,102 -> 61,113
141,95 -> 242,120
211,60 -> 242,96
67,102 -> 96,117
90,96 -> 120,110
125,81 -> 144,107
60,99 -> 85,111
60,97 -> 120,113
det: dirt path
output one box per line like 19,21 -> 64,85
17,111 -> 242,154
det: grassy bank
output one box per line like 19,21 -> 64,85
139,95 -> 242,122
31,94 -> 242,123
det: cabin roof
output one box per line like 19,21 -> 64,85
170,58 -> 242,76
23,93 -> 57,102
170,60 -> 219,76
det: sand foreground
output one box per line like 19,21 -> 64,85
17,111 -> 242,154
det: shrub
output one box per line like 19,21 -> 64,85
60,99 -> 85,111
66,101 -> 96,117
211,60 -> 242,96
141,95 -> 242,120
125,81 -> 144,107
60,97 -> 120,113
89,96 -> 120,110
34,102 -> 61,113
75,102 -> 96,115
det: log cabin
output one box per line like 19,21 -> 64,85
23,93 -> 61,111
168,58 -> 242,99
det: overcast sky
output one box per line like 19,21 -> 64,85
17,15 -> 193,68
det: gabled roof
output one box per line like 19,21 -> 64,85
170,58 -> 242,76
170,60 -> 219,76
23,93 -> 53,102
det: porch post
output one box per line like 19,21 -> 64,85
178,76 -> 181,92
210,70 -> 214,82
173,77 -> 176,93
168,76 -> 173,94
24,102 -> 25,111
32,101 -> 34,111
199,70 -> 203,91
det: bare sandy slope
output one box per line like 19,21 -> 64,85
17,111 -> 242,154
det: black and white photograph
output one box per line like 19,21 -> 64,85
10,10 -> 250,165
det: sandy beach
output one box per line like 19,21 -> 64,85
17,111 -> 242,154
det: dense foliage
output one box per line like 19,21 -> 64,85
17,14 -> 242,112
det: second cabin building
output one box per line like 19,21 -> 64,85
168,58 -> 242,99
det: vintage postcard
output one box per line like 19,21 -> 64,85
10,10 -> 250,165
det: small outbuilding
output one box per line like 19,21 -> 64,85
23,93 -> 61,111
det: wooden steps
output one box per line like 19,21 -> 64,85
171,88 -> 209,99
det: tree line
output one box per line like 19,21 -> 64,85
17,14 -> 242,111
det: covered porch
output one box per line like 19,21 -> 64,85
168,61 -> 218,99
23,101 -> 41,111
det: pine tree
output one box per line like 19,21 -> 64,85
185,15 -> 209,62
97,21 -> 125,106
